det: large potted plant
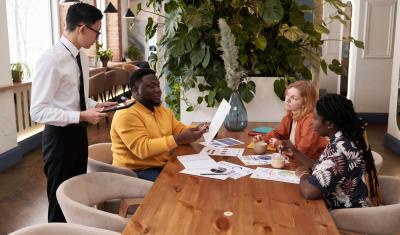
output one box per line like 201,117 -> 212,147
10,62 -> 30,83
138,0 -> 363,119
96,42 -> 113,67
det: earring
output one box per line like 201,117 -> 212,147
302,105 -> 305,109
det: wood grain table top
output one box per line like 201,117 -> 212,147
122,123 -> 339,235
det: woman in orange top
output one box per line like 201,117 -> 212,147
255,80 -> 327,159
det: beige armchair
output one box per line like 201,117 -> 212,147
372,150 -> 383,172
330,175 -> 400,235
56,172 -> 152,232
88,143 -> 137,177
9,223 -> 119,235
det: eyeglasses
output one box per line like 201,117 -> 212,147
79,25 -> 101,37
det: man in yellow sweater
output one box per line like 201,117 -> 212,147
111,69 -> 208,181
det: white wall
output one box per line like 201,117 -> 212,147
0,0 -> 18,154
387,0 -> 400,139
181,77 -> 286,125
319,4 -> 341,94
348,0 -> 396,113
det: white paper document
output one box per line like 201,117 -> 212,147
217,161 -> 254,179
200,138 -> 244,148
238,153 -> 290,166
177,154 -> 218,170
200,147 -> 244,157
250,167 -> 300,184
180,168 -> 230,180
203,99 -> 231,143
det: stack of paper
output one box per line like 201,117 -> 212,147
200,138 -> 244,148
238,153 -> 290,166
200,147 -> 244,157
177,154 -> 253,180
250,167 -> 300,184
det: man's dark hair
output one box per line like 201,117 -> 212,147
129,69 -> 156,90
66,3 -> 103,32
316,94 -> 381,206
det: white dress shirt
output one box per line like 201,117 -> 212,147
30,36 -> 97,126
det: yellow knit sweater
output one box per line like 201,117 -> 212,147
111,101 -> 188,170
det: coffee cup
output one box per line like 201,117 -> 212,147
271,154 -> 287,169
254,141 -> 267,154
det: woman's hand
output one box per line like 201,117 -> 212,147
279,140 -> 297,158
253,135 -> 263,142
269,138 -> 283,147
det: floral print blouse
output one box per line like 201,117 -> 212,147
308,131 -> 370,209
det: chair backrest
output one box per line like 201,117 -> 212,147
89,72 -> 105,97
56,172 -> 153,232
380,175 -> 400,205
371,150 -> 383,173
330,175 -> 400,235
109,67 -> 130,86
9,223 -> 119,235
88,143 -> 113,164
89,67 -> 107,77
104,70 -> 116,91
121,63 -> 139,74
87,143 -> 137,177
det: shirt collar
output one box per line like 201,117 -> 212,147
60,35 -> 80,57
134,100 -> 155,114
330,131 -> 343,142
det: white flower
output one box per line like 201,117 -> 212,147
332,186 -> 352,208
218,18 -> 241,91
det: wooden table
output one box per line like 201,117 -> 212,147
123,123 -> 339,235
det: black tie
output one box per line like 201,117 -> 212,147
76,52 -> 87,111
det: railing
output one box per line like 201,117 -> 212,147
0,82 -> 43,141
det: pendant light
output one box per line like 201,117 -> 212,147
104,1 -> 117,13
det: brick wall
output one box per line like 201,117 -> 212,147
105,0 -> 122,61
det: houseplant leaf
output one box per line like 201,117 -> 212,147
262,0 -> 284,27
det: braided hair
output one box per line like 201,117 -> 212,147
316,94 -> 381,206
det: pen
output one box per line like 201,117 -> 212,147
200,173 -> 228,175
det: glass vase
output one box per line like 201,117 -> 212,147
224,90 -> 248,131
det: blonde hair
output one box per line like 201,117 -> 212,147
285,80 -> 317,120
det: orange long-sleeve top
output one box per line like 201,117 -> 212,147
263,112 -> 328,160
111,101 -> 189,170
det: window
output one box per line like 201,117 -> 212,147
6,0 -> 54,80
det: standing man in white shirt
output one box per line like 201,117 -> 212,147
30,3 -> 115,222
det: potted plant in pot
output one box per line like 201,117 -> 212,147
138,0 -> 364,118
96,42 -> 113,67
10,62 -> 31,83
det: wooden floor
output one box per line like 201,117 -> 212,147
0,119 -> 399,234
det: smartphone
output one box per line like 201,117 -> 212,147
101,100 -> 135,113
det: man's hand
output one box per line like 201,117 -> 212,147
80,108 -> 107,125
96,102 -> 118,108
174,126 -> 208,145
197,122 -> 209,132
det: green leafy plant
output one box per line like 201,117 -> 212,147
96,42 -> 113,61
10,62 -> 30,83
126,43 -> 143,61
138,0 -> 364,116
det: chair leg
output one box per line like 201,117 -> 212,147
119,198 -> 143,218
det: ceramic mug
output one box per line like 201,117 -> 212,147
271,154 -> 287,169
253,141 -> 267,154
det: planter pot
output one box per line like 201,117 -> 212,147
180,77 -> 286,125
11,70 -> 23,83
101,59 -> 109,68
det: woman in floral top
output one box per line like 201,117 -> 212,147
281,94 -> 381,209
